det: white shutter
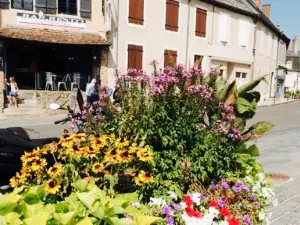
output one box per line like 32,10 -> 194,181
273,38 -> 277,60
238,20 -> 249,47
268,35 -> 272,57
260,27 -> 265,54
218,14 -> 228,43
106,3 -> 112,31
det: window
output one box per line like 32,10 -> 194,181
36,0 -> 57,14
0,0 -> 9,9
238,20 -> 249,48
220,69 -> 224,77
164,50 -> 177,67
236,72 -> 247,78
58,0 -> 77,15
165,0 -> 179,32
128,45 -> 143,70
12,0 -> 33,10
195,8 -> 207,38
218,14 -> 229,43
194,55 -> 203,67
128,0 -> 144,25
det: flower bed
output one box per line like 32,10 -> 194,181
2,63 -> 276,225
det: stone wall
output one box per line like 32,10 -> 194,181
100,48 -> 109,86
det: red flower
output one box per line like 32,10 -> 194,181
183,195 -> 193,207
220,208 -> 231,218
185,207 -> 202,218
227,217 -> 240,225
209,200 -> 218,208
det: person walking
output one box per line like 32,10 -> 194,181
6,77 -> 19,107
86,78 -> 99,105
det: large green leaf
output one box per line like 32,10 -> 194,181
23,212 -> 49,225
235,98 -> 256,114
72,180 -> 88,192
5,212 -> 22,225
76,187 -> 106,209
243,121 -> 274,140
238,144 -> 260,157
105,206 -> 125,217
238,75 -> 267,97
0,202 -> 18,216
53,212 -> 77,225
23,193 -> 40,205
22,203 -> 44,219
76,217 -> 93,225
116,193 -> 139,203
104,217 -> 136,225
134,215 -> 161,225
215,80 -> 237,102
0,216 -> 6,225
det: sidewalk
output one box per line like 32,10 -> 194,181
258,98 -> 298,107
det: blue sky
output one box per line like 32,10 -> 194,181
263,0 -> 296,45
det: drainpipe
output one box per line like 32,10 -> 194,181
185,0 -> 191,67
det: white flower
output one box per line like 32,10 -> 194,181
252,182 -> 261,192
149,197 -> 166,207
208,207 -> 219,216
258,173 -> 267,184
180,202 -> 187,209
168,191 -> 178,200
244,176 -> 253,184
219,221 -> 229,225
259,211 -> 266,221
191,192 -> 202,206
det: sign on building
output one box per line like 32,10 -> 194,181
17,12 -> 86,29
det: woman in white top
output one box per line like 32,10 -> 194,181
6,77 -> 19,107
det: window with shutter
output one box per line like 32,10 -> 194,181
128,45 -> 143,70
259,27 -> 265,55
80,0 -> 91,18
36,0 -> 57,14
58,0 -> 77,16
164,50 -> 177,67
128,0 -> 144,25
165,0 -> 179,32
218,14 -> 229,43
195,8 -> 207,38
238,20 -> 249,47
194,55 -> 203,68
12,0 -> 33,10
0,0 -> 9,9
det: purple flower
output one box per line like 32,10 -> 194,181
151,85 -> 164,95
162,205 -> 173,215
230,129 -> 243,142
186,85 -> 213,101
221,180 -> 229,190
219,102 -> 234,114
172,204 -> 183,211
243,186 -> 250,193
211,184 -> 218,191
131,202 -> 140,208
250,195 -> 256,201
124,214 -> 133,220
243,215 -> 251,224
166,216 -> 174,225
257,201 -> 261,207
218,199 -> 226,208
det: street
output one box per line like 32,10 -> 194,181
1,102 -> 300,223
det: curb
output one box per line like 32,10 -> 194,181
258,100 -> 299,108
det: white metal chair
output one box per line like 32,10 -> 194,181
45,72 -> 54,90
58,74 -> 69,91
71,73 -> 80,90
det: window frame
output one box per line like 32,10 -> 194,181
11,0 -> 33,11
164,0 -> 181,33
164,49 -> 178,67
241,72 -> 247,79
236,72 -> 241,78
127,0 -> 146,28
194,54 -> 203,68
58,0 -> 78,16
195,6 -> 207,39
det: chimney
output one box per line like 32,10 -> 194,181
292,36 -> 298,55
262,4 -> 271,18
254,0 -> 261,8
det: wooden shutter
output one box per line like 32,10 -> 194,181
238,20 -> 248,47
81,0 -> 91,18
46,0 -> 57,14
128,45 -> 143,70
129,0 -> 144,25
218,14 -> 228,42
164,50 -> 177,67
36,0 -> 47,12
165,0 -> 179,32
0,0 -> 9,9
195,8 -> 207,37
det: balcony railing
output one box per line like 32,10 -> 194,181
12,0 -> 33,10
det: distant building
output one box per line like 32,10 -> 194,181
286,36 -> 300,93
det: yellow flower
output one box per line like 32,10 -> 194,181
58,153 -> 68,161
67,145 -> 84,158
129,146 -> 139,154
48,142 -> 59,153
47,164 -> 63,177
104,150 -> 120,164
45,179 -> 61,195
115,138 -> 130,148
74,133 -> 86,142
21,151 -> 39,163
80,165 -> 89,175
137,148 -> 153,162
10,173 -> 25,188
31,158 -> 47,171
134,177 -> 145,186
92,163 -> 105,174
138,170 -> 154,184
119,150 -> 134,163
84,146 -> 97,158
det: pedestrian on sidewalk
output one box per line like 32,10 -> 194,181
6,77 -> 19,108
86,78 -> 99,105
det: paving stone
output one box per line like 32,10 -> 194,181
279,215 -> 300,225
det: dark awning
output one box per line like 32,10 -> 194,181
0,26 -> 110,46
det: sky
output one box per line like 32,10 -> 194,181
263,0 -> 297,46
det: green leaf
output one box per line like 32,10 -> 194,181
23,212 -> 49,225
116,193 -> 139,203
76,217 -> 93,225
53,212 -> 77,225
251,121 -> 274,136
105,206 -> 124,217
23,193 -> 40,205
238,75 -> 267,97
76,187 -> 106,209
243,91 -> 261,103
238,144 -> 260,157
22,203 -> 44,219
0,216 -> 6,225
72,180 -> 88,192
104,217 -> 136,225
5,212 -> 22,225
55,202 -> 69,213
0,202 -> 18,216
134,215 -> 161,225
162,137 -> 168,147
235,98 -> 256,114
90,205 -> 105,220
